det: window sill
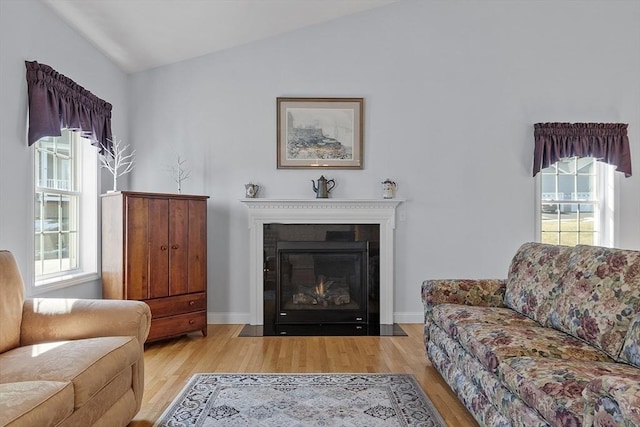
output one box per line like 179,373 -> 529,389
32,271 -> 100,295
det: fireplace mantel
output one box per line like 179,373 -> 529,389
241,199 -> 402,325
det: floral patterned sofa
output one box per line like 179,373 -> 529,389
422,242 -> 640,427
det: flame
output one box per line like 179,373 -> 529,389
315,277 -> 325,297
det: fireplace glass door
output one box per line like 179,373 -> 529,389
276,241 -> 368,325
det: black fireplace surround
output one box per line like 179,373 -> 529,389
263,224 -> 380,335
276,240 -> 369,325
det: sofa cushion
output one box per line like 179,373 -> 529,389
499,357 -> 640,427
0,336 -> 139,409
429,325 -> 550,427
619,313 -> 640,368
432,304 -> 540,340
456,323 -> 612,374
0,250 -> 25,353
0,381 -> 73,427
549,245 -> 640,359
504,242 -> 572,326
582,375 -> 640,426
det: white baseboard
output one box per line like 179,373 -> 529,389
207,312 -> 423,325
393,312 -> 423,324
208,312 -> 251,324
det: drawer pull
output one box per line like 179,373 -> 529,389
189,300 -> 195,306
160,245 -> 168,251
189,319 -> 195,325
172,244 -> 180,250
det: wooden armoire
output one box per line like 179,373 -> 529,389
101,191 -> 209,342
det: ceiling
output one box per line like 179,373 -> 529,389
42,0 -> 398,74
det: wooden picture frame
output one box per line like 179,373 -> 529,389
277,97 -> 363,169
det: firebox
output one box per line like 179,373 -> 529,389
276,241 -> 369,326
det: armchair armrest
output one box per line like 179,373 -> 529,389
20,298 -> 151,347
582,375 -> 640,427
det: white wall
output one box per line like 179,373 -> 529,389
0,0 -> 128,297
1,1 -> 638,320
128,0 -> 640,323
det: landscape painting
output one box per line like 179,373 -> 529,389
277,98 -> 363,169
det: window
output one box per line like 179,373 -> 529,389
33,129 -> 99,292
538,157 -> 615,247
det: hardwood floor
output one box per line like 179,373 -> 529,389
129,323 -> 478,427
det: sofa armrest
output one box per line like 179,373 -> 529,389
421,279 -> 506,321
582,375 -> 640,427
422,279 -> 506,310
20,298 -> 151,347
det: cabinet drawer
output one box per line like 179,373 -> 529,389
147,311 -> 206,342
145,292 -> 206,318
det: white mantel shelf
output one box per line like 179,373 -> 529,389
240,198 -> 403,325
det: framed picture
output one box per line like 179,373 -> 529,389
277,97 -> 363,169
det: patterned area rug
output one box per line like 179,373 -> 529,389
155,373 -> 447,426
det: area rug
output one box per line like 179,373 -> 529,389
155,373 -> 446,426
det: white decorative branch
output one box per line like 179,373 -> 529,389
169,154 -> 191,194
99,137 -> 136,192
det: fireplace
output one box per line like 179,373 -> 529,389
276,240 -> 369,325
240,198 -> 402,332
263,224 -> 379,335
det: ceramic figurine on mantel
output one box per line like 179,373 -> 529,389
311,175 -> 335,198
245,182 -> 260,198
381,178 -> 397,199
99,137 -> 136,193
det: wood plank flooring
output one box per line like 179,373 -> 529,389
129,323 -> 478,427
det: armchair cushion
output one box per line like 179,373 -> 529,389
0,336 -> 139,408
0,381 -> 73,427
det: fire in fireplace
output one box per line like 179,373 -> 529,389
276,241 -> 369,326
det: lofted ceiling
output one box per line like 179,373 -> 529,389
42,0 -> 398,74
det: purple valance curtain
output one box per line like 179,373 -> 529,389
25,60 -> 113,152
533,122 -> 631,177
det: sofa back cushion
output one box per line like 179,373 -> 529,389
0,250 -> 25,353
619,313 -> 640,368
549,245 -> 640,359
504,242 -> 572,326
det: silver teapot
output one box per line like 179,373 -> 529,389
311,175 -> 335,198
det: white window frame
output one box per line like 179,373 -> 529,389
30,130 -> 100,295
535,158 -> 618,248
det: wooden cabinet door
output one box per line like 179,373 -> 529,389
169,198 -> 189,295
187,199 -> 207,293
125,196 -> 150,300
149,198 -> 170,298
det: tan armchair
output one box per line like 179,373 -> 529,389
0,250 -> 151,427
